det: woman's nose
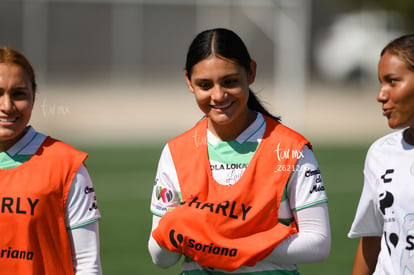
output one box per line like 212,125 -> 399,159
377,85 -> 388,103
0,94 -> 13,113
211,86 -> 227,101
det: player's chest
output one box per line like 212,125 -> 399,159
374,161 -> 414,216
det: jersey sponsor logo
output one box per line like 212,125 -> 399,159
210,163 -> 248,171
169,229 -> 238,257
84,186 -> 99,212
155,204 -> 168,212
378,168 -> 399,256
152,202 -> 175,213
1,246 -> 34,261
156,187 -> 173,203
89,201 -> 98,211
305,168 -> 321,177
309,183 -> 325,194
380,169 -> 394,183
225,169 -> 243,185
180,196 -> 252,221
188,239 -> 237,257
384,231 -> 399,255
169,229 -> 183,248
378,169 -> 414,272
84,186 -> 95,194
379,191 -> 394,215
401,215 -> 414,273
1,197 -> 39,216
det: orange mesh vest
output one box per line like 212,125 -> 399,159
152,116 -> 311,271
0,137 -> 87,275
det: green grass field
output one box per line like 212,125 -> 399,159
81,143 -> 369,275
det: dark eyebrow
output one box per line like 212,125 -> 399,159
11,85 -> 30,90
223,73 -> 241,78
379,73 -> 398,82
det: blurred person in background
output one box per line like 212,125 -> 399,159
348,33 -> 414,275
0,46 -> 102,274
148,28 -> 330,274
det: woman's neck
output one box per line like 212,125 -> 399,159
404,128 -> 414,146
208,110 -> 257,141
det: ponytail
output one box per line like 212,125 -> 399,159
247,90 -> 281,122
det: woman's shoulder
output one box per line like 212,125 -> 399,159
367,129 -> 404,157
168,118 -> 208,144
40,136 -> 87,160
370,130 -> 403,147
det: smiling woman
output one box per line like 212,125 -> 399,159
0,59 -> 35,152
148,28 -> 331,274
0,46 -> 102,275
185,56 -> 255,141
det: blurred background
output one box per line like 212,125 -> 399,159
2,0 -> 413,146
2,0 -> 414,274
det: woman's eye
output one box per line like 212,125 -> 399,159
198,82 -> 212,90
389,79 -> 398,86
223,78 -> 239,87
12,89 -> 30,99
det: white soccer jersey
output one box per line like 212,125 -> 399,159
348,129 -> 414,274
150,113 -> 328,273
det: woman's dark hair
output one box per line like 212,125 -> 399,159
185,28 -> 280,122
0,46 -> 36,94
381,33 -> 414,71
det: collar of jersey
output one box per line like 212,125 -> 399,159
207,113 -> 265,146
5,126 -> 47,157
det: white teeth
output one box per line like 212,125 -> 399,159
213,103 -> 232,109
0,118 -> 16,122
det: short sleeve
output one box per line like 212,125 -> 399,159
348,148 -> 383,238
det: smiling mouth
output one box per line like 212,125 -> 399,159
0,117 -> 17,122
211,102 -> 232,110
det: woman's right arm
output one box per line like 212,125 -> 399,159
349,145 -> 382,274
148,215 -> 182,268
352,236 -> 381,275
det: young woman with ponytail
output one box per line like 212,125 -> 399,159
148,28 -> 331,274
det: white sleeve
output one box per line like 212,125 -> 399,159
66,164 -> 102,274
287,146 -> 328,211
150,144 -> 181,216
148,215 -> 182,268
264,146 -> 330,264
68,221 -> 102,275
66,164 -> 101,229
264,203 -> 331,264
148,144 -> 183,267
348,147 -> 383,238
